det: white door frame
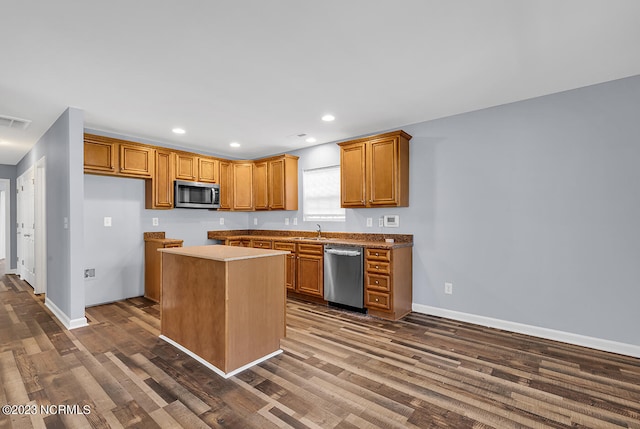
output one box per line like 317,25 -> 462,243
17,167 -> 36,286
35,157 -> 47,294
0,178 -> 9,268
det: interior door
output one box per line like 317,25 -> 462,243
17,167 -> 36,286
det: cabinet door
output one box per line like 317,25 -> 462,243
340,142 -> 367,207
274,242 -> 296,291
198,157 -> 219,183
84,138 -> 116,174
368,136 -> 398,206
268,158 -> 285,210
176,154 -> 197,181
253,161 -> 269,210
145,149 -> 174,209
120,144 -> 152,177
233,162 -> 254,210
297,254 -> 323,297
219,161 -> 233,210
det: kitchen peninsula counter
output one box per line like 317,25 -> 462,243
159,245 -> 288,378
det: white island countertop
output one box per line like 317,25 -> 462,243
158,244 -> 289,262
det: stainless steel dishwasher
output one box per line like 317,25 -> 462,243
323,245 -> 364,311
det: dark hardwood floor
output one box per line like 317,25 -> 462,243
1,272 -> 640,428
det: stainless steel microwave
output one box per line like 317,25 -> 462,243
174,180 -> 220,209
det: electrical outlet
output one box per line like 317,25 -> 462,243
293,217 -> 298,225
445,282 -> 453,295
219,217 -> 225,225
366,217 -> 373,227
104,217 -> 112,227
152,217 -> 159,226
253,217 -> 258,225
378,217 -> 384,227
285,218 -> 290,225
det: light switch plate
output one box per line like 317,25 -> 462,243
219,217 -> 225,225
366,217 -> 373,227
293,217 -> 298,225
285,218 -> 290,225
104,217 -> 112,227
152,217 -> 159,226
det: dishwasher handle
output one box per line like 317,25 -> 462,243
324,248 -> 362,257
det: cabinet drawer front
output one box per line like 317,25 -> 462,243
366,260 -> 390,274
297,243 -> 323,255
366,290 -> 390,310
164,243 -> 183,249
274,242 -> 296,252
365,248 -> 391,261
252,240 -> 273,249
366,273 -> 390,291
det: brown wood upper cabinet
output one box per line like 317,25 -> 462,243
218,161 -> 233,210
119,144 -> 152,178
198,157 -> 219,183
253,161 -> 269,210
145,149 -> 174,209
84,133 -> 299,212
338,130 -> 411,208
84,134 -> 151,178
175,153 -> 198,181
253,155 -> 299,211
84,134 -> 117,174
232,162 -> 254,210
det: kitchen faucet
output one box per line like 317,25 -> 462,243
316,224 -> 322,238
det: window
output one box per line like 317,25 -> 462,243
302,166 -> 345,222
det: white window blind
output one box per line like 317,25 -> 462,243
302,166 -> 345,222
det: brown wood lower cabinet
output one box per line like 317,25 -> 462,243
296,243 -> 324,298
364,246 -> 412,320
273,241 -> 296,291
144,237 -> 183,302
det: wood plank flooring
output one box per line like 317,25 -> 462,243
1,272 -> 640,428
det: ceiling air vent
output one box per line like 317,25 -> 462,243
0,114 -> 32,130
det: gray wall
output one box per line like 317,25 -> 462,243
255,75 -> 640,347
17,107 -> 86,322
0,164 -> 17,269
83,174 -> 249,306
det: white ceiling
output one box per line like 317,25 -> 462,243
2,1 -> 640,165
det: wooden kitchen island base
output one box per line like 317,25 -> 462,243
159,245 -> 287,378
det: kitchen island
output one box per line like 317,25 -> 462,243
158,245 -> 288,378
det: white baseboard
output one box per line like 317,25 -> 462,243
412,303 -> 640,359
160,335 -> 283,379
45,298 -> 88,330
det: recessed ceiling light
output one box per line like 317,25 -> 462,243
321,114 -> 335,122
229,142 -> 241,148
305,137 -> 317,143
172,127 -> 186,135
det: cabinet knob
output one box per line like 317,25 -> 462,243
375,280 -> 379,284
375,298 -> 379,302
375,265 -> 379,269
375,252 -> 379,256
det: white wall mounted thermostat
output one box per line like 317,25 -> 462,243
383,215 -> 399,227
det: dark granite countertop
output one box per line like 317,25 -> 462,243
207,230 -> 412,249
